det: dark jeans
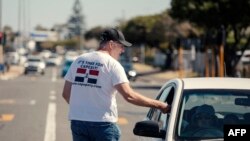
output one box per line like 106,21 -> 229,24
71,120 -> 121,141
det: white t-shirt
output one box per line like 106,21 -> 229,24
64,51 -> 129,122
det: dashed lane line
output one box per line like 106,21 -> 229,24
0,114 -> 15,122
50,90 -> 56,95
44,102 -> 56,141
117,117 -> 128,125
49,95 -> 56,101
29,100 -> 36,105
51,68 -> 57,82
0,99 -> 36,105
0,99 -> 15,104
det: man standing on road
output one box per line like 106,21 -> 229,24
62,28 -> 171,141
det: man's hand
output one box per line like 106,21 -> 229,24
161,103 -> 171,113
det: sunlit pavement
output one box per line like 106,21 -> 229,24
0,65 -> 24,80
133,63 -> 196,84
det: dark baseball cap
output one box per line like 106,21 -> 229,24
100,28 -> 132,47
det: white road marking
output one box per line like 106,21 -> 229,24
0,114 -> 15,122
117,117 -> 128,125
29,100 -> 36,105
49,95 -> 56,100
44,102 -> 56,141
50,90 -> 56,95
0,99 -> 15,104
51,68 -> 57,82
50,90 -> 56,100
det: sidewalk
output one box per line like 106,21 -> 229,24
133,63 -> 196,83
0,65 -> 24,80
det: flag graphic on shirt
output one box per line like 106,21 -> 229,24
74,68 -> 86,82
75,68 -> 99,84
88,70 -> 99,84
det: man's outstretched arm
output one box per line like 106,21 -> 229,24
115,82 -> 171,113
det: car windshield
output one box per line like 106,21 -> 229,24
177,89 -> 250,140
28,58 -> 41,62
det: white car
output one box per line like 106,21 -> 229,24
133,78 -> 250,140
46,53 -> 62,66
40,50 -> 52,59
64,51 -> 79,60
24,56 -> 46,75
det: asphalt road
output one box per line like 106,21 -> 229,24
0,66 -> 162,141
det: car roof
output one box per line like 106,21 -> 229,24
178,77 -> 250,90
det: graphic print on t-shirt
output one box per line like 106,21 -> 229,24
72,60 -> 103,88
75,68 -> 99,84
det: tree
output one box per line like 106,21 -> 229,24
170,0 -> 250,76
34,25 -> 48,31
122,14 -> 169,47
84,26 -> 104,40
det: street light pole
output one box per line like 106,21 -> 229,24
0,0 -> 4,73
0,0 -> 1,30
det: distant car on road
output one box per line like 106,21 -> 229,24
119,55 -> 137,81
133,78 -> 250,141
40,50 -> 52,59
24,56 -> 46,75
46,53 -> 62,66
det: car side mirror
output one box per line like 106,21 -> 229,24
133,120 -> 166,139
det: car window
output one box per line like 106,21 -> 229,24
147,84 -> 175,130
28,58 -> 42,62
158,87 -> 175,129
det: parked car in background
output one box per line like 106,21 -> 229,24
133,78 -> 250,141
61,58 -> 75,77
24,56 -> 46,75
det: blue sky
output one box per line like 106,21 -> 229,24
2,0 -> 171,32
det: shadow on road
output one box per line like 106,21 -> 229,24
136,69 -> 162,77
121,111 -> 147,116
132,85 -> 161,90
